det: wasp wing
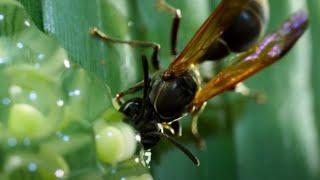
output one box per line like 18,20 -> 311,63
191,11 -> 309,109
168,0 -> 251,76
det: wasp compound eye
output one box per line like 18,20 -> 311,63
119,98 -> 143,120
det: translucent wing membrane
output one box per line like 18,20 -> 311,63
168,0 -> 251,76
192,11 -> 309,109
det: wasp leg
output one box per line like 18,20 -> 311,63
233,83 -> 266,104
161,121 -> 182,136
170,121 -> 182,137
191,113 -> 206,150
90,28 -> 161,70
202,78 -> 266,104
114,54 -> 151,107
190,102 -> 207,150
114,81 -> 144,106
156,0 -> 181,56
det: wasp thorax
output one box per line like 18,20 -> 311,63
148,71 -> 199,121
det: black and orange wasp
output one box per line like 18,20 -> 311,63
91,0 -> 308,166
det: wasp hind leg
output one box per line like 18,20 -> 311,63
202,76 -> 266,104
233,83 -> 266,104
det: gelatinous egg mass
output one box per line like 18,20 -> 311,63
94,120 -> 137,164
0,0 -> 151,179
8,104 -> 47,139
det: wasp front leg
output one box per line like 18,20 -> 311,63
90,28 -> 161,70
113,55 -> 151,110
114,81 -> 144,106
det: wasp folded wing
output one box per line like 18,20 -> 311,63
191,11 -> 309,109
168,0 -> 251,76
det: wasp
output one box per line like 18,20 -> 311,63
91,0 -> 308,166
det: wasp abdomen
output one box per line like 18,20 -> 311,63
202,0 -> 269,61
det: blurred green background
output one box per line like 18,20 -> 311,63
1,0 -> 320,179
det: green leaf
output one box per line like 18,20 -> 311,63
235,1 -> 319,179
0,0 -> 147,179
308,0 -> 320,140
40,0 -> 140,94
2,0 -> 320,179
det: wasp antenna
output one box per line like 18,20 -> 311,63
139,55 -> 151,119
141,55 -> 150,100
148,132 -> 200,166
